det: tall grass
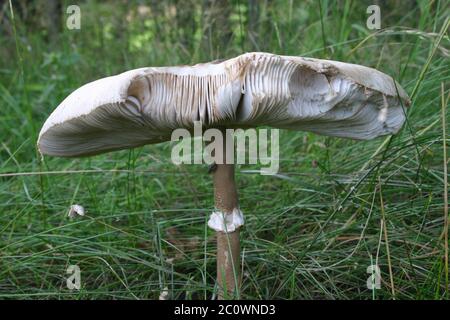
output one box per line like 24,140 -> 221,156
0,0 -> 449,299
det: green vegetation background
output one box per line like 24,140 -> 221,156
0,0 -> 449,299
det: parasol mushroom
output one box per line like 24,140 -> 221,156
37,52 -> 410,299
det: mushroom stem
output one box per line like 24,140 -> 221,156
213,162 -> 241,299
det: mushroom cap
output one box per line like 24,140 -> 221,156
38,52 -> 410,157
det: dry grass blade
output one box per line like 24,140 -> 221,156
379,177 -> 396,299
441,82 -> 449,298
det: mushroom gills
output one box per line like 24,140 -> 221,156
38,52 -> 410,157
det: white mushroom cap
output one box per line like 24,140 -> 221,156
38,52 -> 410,157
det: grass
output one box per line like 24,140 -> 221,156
0,0 -> 449,299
